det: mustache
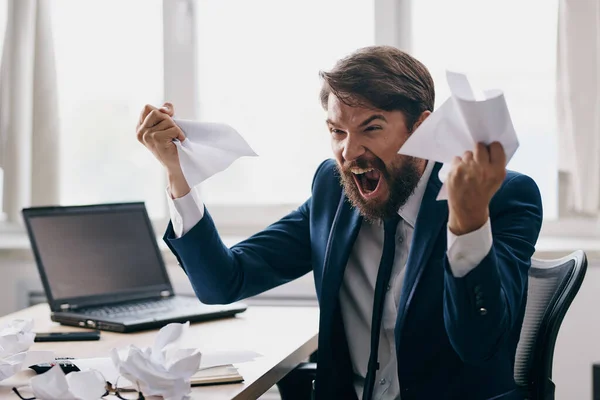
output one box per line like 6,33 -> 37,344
342,157 -> 386,172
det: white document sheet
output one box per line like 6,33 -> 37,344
71,357 -> 120,385
199,349 -> 262,369
398,71 -> 519,200
173,119 -> 257,188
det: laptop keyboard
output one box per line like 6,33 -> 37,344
79,297 -> 202,318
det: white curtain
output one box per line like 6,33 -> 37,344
557,0 -> 600,216
0,0 -> 59,224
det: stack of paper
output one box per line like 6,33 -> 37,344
71,358 -> 245,387
191,364 -> 243,386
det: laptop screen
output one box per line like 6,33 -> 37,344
24,204 -> 171,304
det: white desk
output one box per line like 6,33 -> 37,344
0,304 -> 319,399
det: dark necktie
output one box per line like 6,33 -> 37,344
362,214 -> 401,400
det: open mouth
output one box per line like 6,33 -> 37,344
351,167 -> 384,199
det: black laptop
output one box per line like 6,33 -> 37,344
22,202 -> 247,333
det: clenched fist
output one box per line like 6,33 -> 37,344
447,142 -> 506,236
137,102 -> 191,198
136,102 -> 186,171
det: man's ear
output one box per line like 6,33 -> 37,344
411,110 -> 431,132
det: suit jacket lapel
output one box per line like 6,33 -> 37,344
395,162 -> 448,343
316,192 -> 362,397
320,191 -> 363,318
318,191 -> 362,357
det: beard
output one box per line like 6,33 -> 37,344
336,155 -> 423,223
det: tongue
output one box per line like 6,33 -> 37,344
365,169 -> 380,180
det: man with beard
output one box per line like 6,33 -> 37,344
137,46 -> 542,400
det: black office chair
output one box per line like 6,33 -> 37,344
514,250 -> 587,399
277,250 -> 587,400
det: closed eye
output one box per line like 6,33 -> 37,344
365,125 -> 382,132
330,128 -> 346,135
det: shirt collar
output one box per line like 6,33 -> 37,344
397,160 -> 434,228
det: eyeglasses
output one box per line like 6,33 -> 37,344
104,376 -> 145,400
12,374 -> 145,400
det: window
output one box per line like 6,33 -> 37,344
194,0 -> 375,206
0,0 -> 6,73
49,0 -> 560,223
51,0 -> 166,218
411,0 -> 560,219
0,0 -> 7,215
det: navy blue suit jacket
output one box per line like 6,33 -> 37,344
164,160 -> 543,400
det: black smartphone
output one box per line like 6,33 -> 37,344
34,331 -> 101,342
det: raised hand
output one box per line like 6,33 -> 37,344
447,142 -> 506,235
136,102 -> 191,198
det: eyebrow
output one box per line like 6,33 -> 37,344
359,114 -> 387,127
326,114 -> 387,128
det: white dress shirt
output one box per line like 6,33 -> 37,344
167,161 -> 492,400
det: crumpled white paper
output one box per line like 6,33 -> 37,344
72,349 -> 261,387
27,365 -> 106,400
398,71 -> 519,200
0,352 -> 29,382
0,319 -> 35,358
173,118 -> 257,188
110,322 -> 202,400
0,319 -> 54,381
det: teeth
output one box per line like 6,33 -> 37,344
351,167 -> 374,175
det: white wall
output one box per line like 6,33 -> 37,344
553,260 -> 600,400
0,249 -> 38,316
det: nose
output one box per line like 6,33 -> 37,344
341,134 -> 366,162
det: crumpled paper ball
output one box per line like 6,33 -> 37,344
26,364 -> 106,400
0,319 -> 53,381
0,319 -> 35,358
111,322 -> 201,400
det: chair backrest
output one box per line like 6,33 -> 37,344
514,250 -> 587,400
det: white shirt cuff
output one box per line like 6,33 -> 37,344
447,218 -> 493,278
166,185 -> 205,238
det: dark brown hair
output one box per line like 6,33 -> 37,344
319,46 -> 435,132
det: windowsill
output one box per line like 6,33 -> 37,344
534,236 -> 600,260
0,232 -> 30,250
1,225 -> 599,261
0,225 -> 595,310
1,233 -> 599,262
0,231 -> 250,258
